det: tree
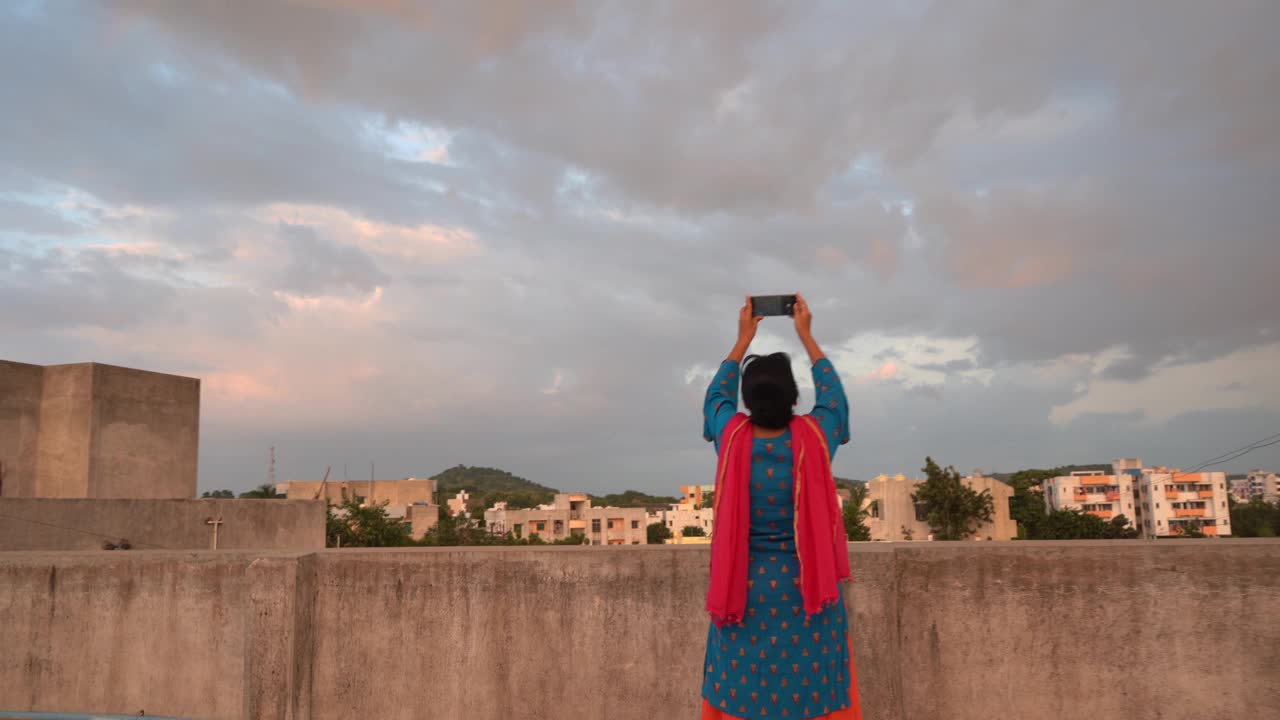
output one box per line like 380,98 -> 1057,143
1006,469 -> 1054,539
326,499 -> 413,547
1104,515 -> 1142,539
841,482 -> 871,541
1176,523 -> 1206,539
1229,499 -> 1280,537
647,522 -> 673,544
418,509 -> 495,546
590,489 -> 681,509
1038,509 -> 1140,540
682,525 -> 707,537
911,457 -> 994,540
239,483 -> 281,499
201,489 -> 235,498
695,491 -> 714,511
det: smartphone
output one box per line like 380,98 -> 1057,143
751,295 -> 797,317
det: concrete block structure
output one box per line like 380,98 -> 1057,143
863,471 -> 1018,541
0,359 -> 199,499
0,497 -> 325,551
485,492 -> 649,544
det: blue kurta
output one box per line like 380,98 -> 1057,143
701,358 -> 851,719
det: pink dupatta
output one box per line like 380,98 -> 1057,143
706,413 -> 850,627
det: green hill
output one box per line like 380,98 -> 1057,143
991,464 -> 1112,484
432,465 -> 558,511
433,464 -> 557,494
589,490 -> 680,509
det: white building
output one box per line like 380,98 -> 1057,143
1043,469 -> 1138,523
645,484 -> 715,539
1119,458 -> 1232,538
484,493 -> 648,545
447,489 -> 471,517
1230,470 -> 1279,504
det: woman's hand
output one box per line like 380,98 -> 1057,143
728,296 -> 762,362
793,293 -> 825,363
793,293 -> 813,339
738,296 -> 763,344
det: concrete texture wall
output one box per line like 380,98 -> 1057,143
0,361 -> 200,500
0,499 -> 325,551
33,364 -> 94,499
1,541 -> 1277,720
87,364 -> 199,499
0,360 -> 44,498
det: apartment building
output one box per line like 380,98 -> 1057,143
1229,470 -> 1279,504
863,472 -> 1017,541
1043,469 -> 1138,523
484,493 -> 648,545
1124,460 -> 1232,538
647,484 -> 716,538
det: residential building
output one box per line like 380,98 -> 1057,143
862,472 -> 1018,541
648,504 -> 715,538
278,478 -> 440,537
447,489 -> 472,516
1230,470 -> 1279,504
277,478 -> 436,506
1119,458 -> 1232,538
484,493 -> 648,545
1043,469 -> 1138,523
647,484 -> 716,538
681,484 -> 715,509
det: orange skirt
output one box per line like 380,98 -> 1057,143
700,635 -> 862,720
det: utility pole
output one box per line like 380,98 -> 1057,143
267,446 -> 276,489
205,516 -> 224,550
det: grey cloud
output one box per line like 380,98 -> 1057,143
0,7 -> 450,228
2,1 -> 1278,493
273,221 -> 389,297
915,358 -> 976,375
0,245 -> 178,332
0,199 -> 82,237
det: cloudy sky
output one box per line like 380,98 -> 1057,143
2,1 -> 1278,494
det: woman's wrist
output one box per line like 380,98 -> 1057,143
799,333 -> 825,364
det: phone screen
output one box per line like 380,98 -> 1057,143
751,295 -> 797,317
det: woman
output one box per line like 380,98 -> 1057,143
700,294 -> 860,720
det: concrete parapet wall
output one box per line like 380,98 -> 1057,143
1,541 -> 1277,720
0,499 -> 325,551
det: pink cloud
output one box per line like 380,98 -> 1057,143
856,360 -> 898,384
815,245 -> 848,266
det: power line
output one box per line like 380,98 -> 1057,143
1187,438 -> 1280,474
1166,432 -> 1280,482
0,512 -> 170,550
1186,432 -> 1280,470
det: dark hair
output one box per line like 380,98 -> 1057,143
741,353 -> 798,430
